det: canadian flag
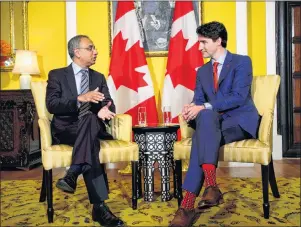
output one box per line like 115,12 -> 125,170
162,1 -> 203,122
108,0 -> 158,126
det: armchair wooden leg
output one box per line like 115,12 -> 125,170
39,168 -> 47,202
268,159 -> 280,198
45,169 -> 54,223
137,165 -> 142,199
175,160 -> 183,207
131,161 -> 138,210
261,165 -> 270,219
173,161 -> 178,199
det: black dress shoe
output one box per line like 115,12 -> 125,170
92,203 -> 124,227
56,171 -> 78,193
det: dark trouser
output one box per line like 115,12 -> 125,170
182,109 -> 252,196
54,113 -> 110,204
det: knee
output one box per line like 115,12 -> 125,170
81,112 -> 98,122
79,113 -> 100,129
195,109 -> 220,128
82,164 -> 92,174
196,109 -> 214,121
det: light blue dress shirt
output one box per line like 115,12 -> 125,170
204,50 -> 228,109
72,62 -> 89,95
72,62 -> 89,107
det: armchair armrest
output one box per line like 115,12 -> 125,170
108,114 -> 132,142
38,117 -> 52,150
179,114 -> 195,139
258,111 -> 273,146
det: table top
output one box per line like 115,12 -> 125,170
132,123 -> 180,132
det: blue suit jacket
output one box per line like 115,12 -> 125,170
192,51 -> 260,138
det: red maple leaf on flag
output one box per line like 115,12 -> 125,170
109,32 -> 148,92
167,30 -> 201,90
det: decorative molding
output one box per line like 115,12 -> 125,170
9,1 -> 15,53
236,1 -> 248,55
23,1 -> 28,50
266,1 -> 282,160
1,1 -> 28,72
266,2 -> 276,75
66,2 -> 77,65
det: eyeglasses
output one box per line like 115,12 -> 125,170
76,45 -> 97,52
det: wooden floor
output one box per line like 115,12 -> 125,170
0,159 -> 300,181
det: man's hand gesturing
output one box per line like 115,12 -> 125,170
98,101 -> 116,121
77,87 -> 105,103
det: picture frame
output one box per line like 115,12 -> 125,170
0,1 -> 28,72
108,1 -> 202,57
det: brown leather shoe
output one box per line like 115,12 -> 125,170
198,186 -> 224,209
169,208 -> 197,227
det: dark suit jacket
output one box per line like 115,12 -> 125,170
192,51 -> 260,138
46,64 -> 115,144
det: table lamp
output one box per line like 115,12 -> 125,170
12,50 -> 40,89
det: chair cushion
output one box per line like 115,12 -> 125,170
174,138 -> 192,161
174,138 -> 271,165
43,140 -> 139,170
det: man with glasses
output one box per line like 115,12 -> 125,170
46,35 -> 124,227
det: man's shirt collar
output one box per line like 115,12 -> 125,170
211,49 -> 227,66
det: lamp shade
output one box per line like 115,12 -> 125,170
12,50 -> 40,74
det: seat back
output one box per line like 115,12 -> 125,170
31,81 -> 53,121
252,75 -> 280,145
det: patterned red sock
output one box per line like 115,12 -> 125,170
180,190 -> 196,210
202,164 -> 217,187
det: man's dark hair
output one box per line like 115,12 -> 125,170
196,21 -> 227,48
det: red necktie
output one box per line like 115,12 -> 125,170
213,62 -> 219,92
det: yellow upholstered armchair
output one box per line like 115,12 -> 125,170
173,75 -> 281,219
31,81 -> 139,223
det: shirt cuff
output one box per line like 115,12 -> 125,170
204,102 -> 213,109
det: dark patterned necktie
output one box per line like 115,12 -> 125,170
78,69 -> 90,118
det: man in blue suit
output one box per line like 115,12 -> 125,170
170,21 -> 260,227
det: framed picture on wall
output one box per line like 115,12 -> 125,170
0,1 -> 28,72
108,1 -> 202,57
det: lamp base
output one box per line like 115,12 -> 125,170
20,74 -> 31,89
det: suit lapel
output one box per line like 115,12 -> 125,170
88,68 -> 93,91
218,51 -> 233,86
65,64 -> 78,96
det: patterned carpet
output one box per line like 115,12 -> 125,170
1,177 -> 300,226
